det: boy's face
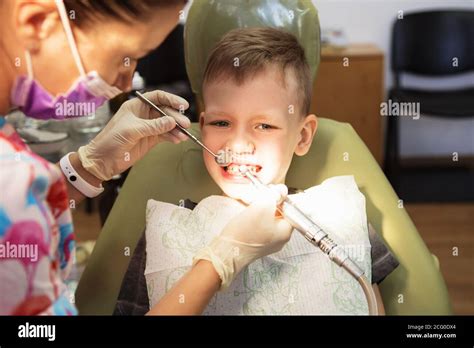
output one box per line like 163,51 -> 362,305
200,65 -> 317,202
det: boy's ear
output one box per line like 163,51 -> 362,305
294,114 -> 318,156
199,112 -> 205,129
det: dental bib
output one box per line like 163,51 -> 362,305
145,175 -> 372,315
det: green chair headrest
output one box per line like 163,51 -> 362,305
184,0 -> 321,96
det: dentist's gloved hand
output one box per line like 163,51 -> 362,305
78,90 -> 191,181
193,184 -> 293,290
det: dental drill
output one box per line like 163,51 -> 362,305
238,165 -> 378,315
135,92 -> 377,314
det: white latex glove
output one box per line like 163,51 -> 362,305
193,184 -> 293,290
78,90 -> 191,181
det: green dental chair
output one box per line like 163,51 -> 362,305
75,0 -> 451,315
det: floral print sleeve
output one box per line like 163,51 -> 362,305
0,118 -> 77,315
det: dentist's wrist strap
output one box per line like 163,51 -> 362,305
60,152 -> 104,198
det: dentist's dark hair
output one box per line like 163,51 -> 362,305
64,0 -> 187,26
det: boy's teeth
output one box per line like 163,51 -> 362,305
239,165 -> 248,174
226,164 -> 258,175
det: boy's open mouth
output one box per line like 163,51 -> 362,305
223,163 -> 262,177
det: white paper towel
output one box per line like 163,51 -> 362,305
145,175 -> 372,315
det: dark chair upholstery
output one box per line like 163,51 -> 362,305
384,10 -> 474,193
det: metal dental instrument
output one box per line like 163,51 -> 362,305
135,91 -> 230,166
240,166 -> 378,315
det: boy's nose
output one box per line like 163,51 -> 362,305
225,136 -> 255,155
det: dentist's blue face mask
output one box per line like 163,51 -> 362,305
10,0 -> 123,120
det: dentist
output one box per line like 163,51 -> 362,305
0,0 -> 292,315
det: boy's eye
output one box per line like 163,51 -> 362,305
256,123 -> 275,130
209,120 -> 230,128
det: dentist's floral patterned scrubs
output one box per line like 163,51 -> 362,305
0,117 -> 77,315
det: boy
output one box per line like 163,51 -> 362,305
115,27 -> 398,315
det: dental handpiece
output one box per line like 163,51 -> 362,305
135,91 -> 230,166
241,167 -> 362,275
239,166 -> 378,315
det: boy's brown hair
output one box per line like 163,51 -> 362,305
203,27 -> 312,115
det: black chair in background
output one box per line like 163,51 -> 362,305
385,10 -> 474,201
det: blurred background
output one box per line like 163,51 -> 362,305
5,0 -> 473,314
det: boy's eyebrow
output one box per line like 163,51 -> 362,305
202,111 -> 234,118
251,113 -> 279,122
203,110 -> 280,118
202,111 -> 284,123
